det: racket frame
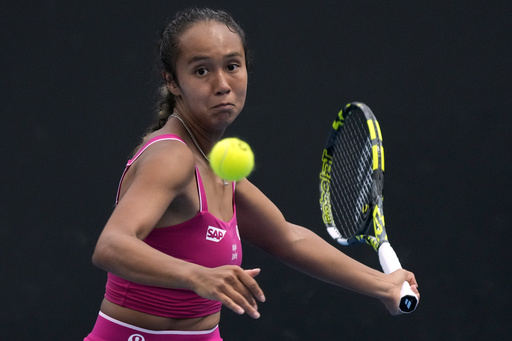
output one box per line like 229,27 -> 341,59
319,102 -> 418,313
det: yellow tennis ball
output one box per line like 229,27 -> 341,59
209,138 -> 254,181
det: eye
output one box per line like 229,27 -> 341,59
227,64 -> 240,72
195,68 -> 208,76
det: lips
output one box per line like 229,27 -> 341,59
212,102 -> 234,109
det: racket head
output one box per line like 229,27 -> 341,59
319,102 -> 387,251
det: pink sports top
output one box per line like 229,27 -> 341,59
105,134 -> 242,318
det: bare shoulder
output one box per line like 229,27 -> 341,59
129,138 -> 196,193
235,179 -> 289,245
235,179 -> 281,212
234,179 -> 261,212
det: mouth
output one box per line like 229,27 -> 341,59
212,102 -> 234,110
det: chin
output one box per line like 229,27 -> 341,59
215,108 -> 240,123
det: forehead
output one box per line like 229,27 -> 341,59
177,21 -> 244,60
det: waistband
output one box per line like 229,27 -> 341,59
85,311 -> 222,341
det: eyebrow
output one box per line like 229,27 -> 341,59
186,52 -> 244,65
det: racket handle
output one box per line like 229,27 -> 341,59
378,242 -> 419,313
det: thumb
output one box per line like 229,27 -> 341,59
244,268 -> 261,278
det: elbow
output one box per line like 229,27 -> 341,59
269,223 -> 308,260
91,246 -> 103,269
91,237 -> 114,271
91,244 -> 105,270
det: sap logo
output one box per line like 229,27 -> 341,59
206,226 -> 226,242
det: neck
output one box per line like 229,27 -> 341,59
168,113 -> 229,187
169,113 -> 211,161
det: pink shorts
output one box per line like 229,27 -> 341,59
84,312 -> 223,341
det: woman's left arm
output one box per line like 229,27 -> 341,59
235,179 -> 419,315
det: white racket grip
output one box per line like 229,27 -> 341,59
378,242 -> 402,274
378,242 -> 419,313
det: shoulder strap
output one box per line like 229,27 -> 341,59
195,165 -> 208,212
116,134 -> 209,213
231,181 -> 236,212
116,134 -> 186,204
127,134 -> 185,166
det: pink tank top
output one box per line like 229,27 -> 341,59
105,134 -> 242,318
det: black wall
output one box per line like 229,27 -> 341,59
1,1 -> 510,340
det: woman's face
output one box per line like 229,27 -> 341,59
170,21 -> 248,129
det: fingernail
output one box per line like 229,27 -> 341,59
253,311 -> 261,319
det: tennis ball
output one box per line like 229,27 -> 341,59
209,138 -> 254,181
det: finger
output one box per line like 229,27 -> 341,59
241,268 -> 266,302
217,292 -> 246,316
232,276 -> 261,315
241,269 -> 264,306
244,268 -> 261,278
214,268 -> 262,319
403,271 -> 420,300
410,284 -> 420,298
404,271 -> 418,287
222,285 -> 261,319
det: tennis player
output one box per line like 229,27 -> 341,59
84,8 -> 419,341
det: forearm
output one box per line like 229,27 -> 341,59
93,230 -> 266,319
272,223 -> 394,300
92,231 -> 200,290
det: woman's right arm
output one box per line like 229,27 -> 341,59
92,141 -> 200,288
92,142 -> 264,318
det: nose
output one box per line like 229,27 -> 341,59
213,71 -> 231,95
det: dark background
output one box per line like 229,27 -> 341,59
1,1 -> 510,340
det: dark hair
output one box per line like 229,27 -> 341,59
147,8 -> 251,135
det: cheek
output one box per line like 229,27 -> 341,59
180,83 -> 208,104
238,88 -> 247,105
234,77 -> 248,100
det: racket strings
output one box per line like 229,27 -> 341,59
329,114 -> 373,238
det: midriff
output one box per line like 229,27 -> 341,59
100,298 -> 221,331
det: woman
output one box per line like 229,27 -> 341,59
85,8 -> 419,341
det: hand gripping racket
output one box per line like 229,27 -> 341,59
319,102 -> 418,313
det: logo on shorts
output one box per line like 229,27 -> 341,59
206,226 -> 226,242
128,334 -> 145,341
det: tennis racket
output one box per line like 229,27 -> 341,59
319,102 -> 418,313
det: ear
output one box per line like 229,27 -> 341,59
163,71 -> 181,96
167,81 -> 181,96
